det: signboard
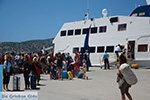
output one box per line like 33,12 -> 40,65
0,65 -> 3,92
0,65 -> 3,100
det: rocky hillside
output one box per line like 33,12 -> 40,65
0,38 -> 54,56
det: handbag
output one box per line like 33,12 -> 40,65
116,75 -> 125,88
34,62 -> 40,74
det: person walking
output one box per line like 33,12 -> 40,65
3,55 -> 13,91
117,54 -> 133,100
23,55 -> 31,90
102,51 -> 110,70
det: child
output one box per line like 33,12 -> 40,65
81,59 -> 88,80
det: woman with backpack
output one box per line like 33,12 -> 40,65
3,55 -> 13,91
117,54 -> 137,100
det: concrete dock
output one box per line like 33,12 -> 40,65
6,67 -> 150,100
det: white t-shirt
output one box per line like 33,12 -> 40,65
83,63 -> 87,69
47,56 -> 50,64
115,46 -> 121,52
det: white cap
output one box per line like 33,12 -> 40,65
33,57 -> 37,61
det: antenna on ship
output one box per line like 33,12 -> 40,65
87,0 -> 89,20
83,0 -> 89,21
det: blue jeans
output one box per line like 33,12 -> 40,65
50,71 -> 54,76
104,58 -> 110,69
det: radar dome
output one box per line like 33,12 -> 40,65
102,9 -> 108,17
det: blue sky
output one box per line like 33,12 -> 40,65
0,0 -> 147,42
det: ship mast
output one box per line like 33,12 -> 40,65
87,0 -> 89,20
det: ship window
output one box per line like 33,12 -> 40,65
68,30 -> 74,36
75,29 -> 81,35
110,17 -> 118,23
99,26 -> 107,33
73,47 -> 79,53
60,30 -> 66,36
138,44 -> 148,52
118,24 -> 127,31
81,47 -> 89,53
91,27 -> 97,34
89,47 -> 95,53
97,46 -> 105,53
106,46 -> 114,52
82,28 -> 89,34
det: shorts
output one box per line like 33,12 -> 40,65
3,72 -> 10,84
119,81 -> 131,95
83,68 -> 87,72
50,71 -> 54,76
57,66 -> 62,69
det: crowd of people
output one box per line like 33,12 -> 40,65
0,44 -> 137,100
0,50 -> 89,91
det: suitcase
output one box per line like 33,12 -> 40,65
13,76 -> 20,91
71,70 -> 75,77
67,71 -> 73,80
131,64 -> 139,69
31,75 -> 36,89
78,71 -> 84,78
62,70 -> 68,79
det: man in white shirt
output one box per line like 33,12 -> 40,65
115,44 -> 121,61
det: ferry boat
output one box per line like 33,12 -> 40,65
53,0 -> 150,66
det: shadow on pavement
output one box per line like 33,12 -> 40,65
38,84 -> 46,86
31,88 -> 40,90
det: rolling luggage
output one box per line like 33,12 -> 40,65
13,76 -> 20,91
31,75 -> 36,89
119,63 -> 138,85
71,70 -> 75,77
62,70 -> 68,79
78,71 -> 84,78
131,64 -> 139,69
67,71 -> 73,80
